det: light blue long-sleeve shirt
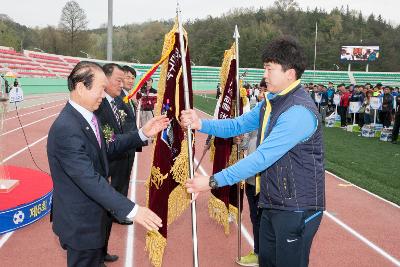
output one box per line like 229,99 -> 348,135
200,95 -> 318,187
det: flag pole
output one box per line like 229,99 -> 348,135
177,4 -> 199,267
313,22 -> 318,78
233,25 -> 242,262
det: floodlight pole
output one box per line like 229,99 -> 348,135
313,22 -> 317,77
107,0 -> 113,61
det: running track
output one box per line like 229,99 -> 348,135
0,93 -> 399,267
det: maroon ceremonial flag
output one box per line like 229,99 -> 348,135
145,21 -> 194,267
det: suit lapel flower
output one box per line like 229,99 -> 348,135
102,124 -> 116,144
117,109 -> 127,124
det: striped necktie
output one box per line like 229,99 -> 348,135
110,99 -> 121,126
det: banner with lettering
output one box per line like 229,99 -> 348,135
145,20 -> 194,267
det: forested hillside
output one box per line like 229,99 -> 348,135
1,1 -> 399,71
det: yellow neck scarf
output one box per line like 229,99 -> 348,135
255,79 -> 301,194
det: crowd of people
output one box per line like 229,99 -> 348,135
235,80 -> 400,144
306,82 -> 400,144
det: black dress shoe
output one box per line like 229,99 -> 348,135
104,253 -> 119,262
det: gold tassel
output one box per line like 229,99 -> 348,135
209,138 -> 215,162
167,185 -> 191,225
228,144 -> 238,166
208,195 -> 230,235
145,231 -> 167,267
170,138 -> 189,185
229,204 -> 239,224
240,87 -> 248,106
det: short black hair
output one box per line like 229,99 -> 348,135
102,63 -> 124,77
261,36 -> 306,79
122,65 -> 137,77
338,83 -> 345,88
67,61 -> 103,92
259,78 -> 267,88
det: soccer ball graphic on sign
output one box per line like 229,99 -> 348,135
13,210 -> 25,224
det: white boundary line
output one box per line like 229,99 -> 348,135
6,98 -> 67,113
194,158 -> 255,248
194,107 -> 399,209
5,103 -> 64,121
125,152 -> 139,267
1,135 -> 48,164
0,134 -> 49,248
324,211 -> 400,266
1,113 -> 58,137
326,170 -> 399,209
0,232 -> 13,249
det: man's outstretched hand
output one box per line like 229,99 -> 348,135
142,115 -> 169,137
133,206 -> 163,231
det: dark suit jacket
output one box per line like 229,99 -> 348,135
120,90 -> 144,152
47,102 -> 144,250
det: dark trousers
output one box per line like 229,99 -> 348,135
259,209 -> 323,267
103,154 -> 134,257
103,213 -> 113,258
60,240 -> 103,267
379,111 -> 391,128
245,184 -> 261,254
109,154 -> 134,197
392,112 -> 400,141
338,106 -> 348,126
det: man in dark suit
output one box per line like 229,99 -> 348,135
94,63 -> 146,263
47,61 -> 168,267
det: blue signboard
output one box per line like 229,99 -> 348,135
0,191 -> 52,234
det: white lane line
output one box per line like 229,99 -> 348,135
6,98 -> 66,113
1,135 -> 48,164
0,232 -> 13,249
193,158 -> 255,247
5,103 -> 64,121
1,113 -> 58,137
326,170 -> 399,209
324,211 -> 400,266
125,152 -> 139,267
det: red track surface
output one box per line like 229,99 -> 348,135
0,94 -> 399,267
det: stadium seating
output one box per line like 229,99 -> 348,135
0,46 -> 399,89
353,72 -> 400,87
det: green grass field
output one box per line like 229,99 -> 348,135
193,94 -> 400,205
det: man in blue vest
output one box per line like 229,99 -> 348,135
181,36 -> 325,267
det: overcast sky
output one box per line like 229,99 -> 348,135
2,0 -> 399,28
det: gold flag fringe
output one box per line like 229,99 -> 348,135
170,138 -> 189,185
145,231 -> 167,267
209,137 -> 216,162
229,204 -> 239,224
167,185 -> 191,225
208,195 -> 230,235
219,43 -> 236,94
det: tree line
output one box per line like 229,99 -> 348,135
0,0 -> 399,72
